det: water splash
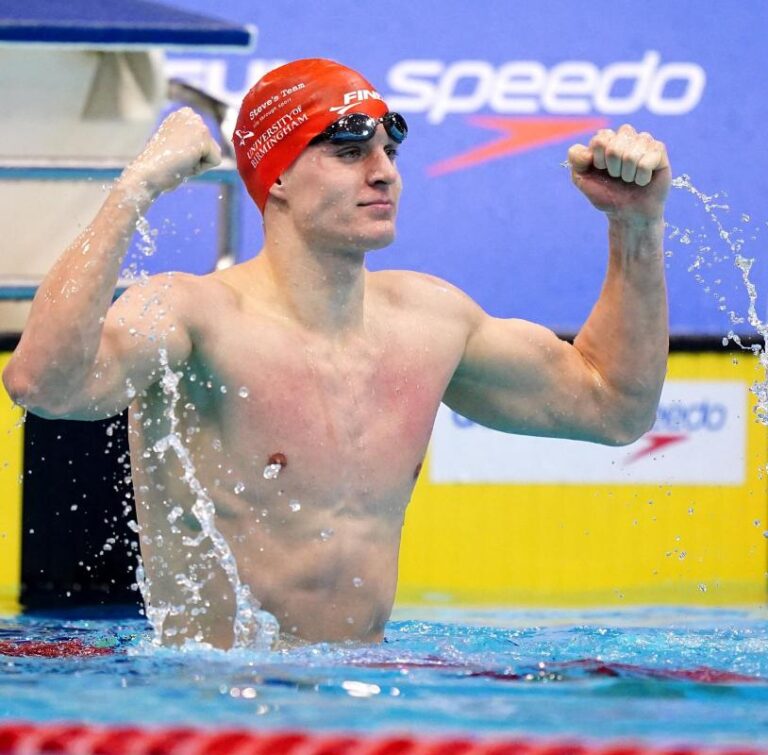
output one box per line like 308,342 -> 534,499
670,174 -> 768,426
148,349 -> 279,650
120,204 -> 159,283
135,215 -> 158,258
263,463 -> 282,480
134,556 -> 170,642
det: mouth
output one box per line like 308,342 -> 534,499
358,199 -> 394,208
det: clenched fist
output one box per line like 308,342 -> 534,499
124,108 -> 223,199
568,124 -> 671,224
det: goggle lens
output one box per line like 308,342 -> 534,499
313,112 -> 408,145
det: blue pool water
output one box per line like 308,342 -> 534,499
0,606 -> 766,748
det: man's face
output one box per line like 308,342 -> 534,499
276,125 -> 403,254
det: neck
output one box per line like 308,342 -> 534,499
247,234 -> 368,336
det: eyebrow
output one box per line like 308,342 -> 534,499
331,136 -> 402,150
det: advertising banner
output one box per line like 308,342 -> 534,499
146,0 -> 768,337
431,380 -> 748,485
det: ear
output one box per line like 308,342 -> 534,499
268,176 -> 287,202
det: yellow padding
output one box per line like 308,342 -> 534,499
0,352 -> 23,612
397,352 -> 768,606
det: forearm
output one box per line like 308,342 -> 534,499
4,172 -> 155,409
573,216 -> 669,439
3,108 -> 220,414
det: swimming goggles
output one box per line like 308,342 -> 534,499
311,112 -> 408,145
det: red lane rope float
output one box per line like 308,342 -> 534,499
344,658 -> 762,685
0,639 -> 113,658
0,723 -> 765,755
0,641 -> 761,687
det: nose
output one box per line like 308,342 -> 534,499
366,145 -> 399,186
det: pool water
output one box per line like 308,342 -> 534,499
0,606 -> 766,748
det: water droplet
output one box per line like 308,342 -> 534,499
238,387 -> 249,398
167,506 -> 183,523
263,463 -> 282,480
234,482 -> 245,495
352,577 -> 363,588
289,500 -> 301,512
698,583 -> 707,592
319,528 -> 334,542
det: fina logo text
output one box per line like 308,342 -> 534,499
330,90 -> 384,116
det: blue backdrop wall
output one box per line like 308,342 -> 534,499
134,0 -> 768,338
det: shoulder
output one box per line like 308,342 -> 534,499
113,271 -> 239,319
105,272 -> 244,356
369,270 -> 485,325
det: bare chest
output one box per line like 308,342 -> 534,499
183,319 -> 459,495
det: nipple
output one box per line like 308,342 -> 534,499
263,452 -> 287,480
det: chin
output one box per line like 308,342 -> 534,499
362,222 -> 397,251
366,232 -> 395,251
334,231 -> 394,255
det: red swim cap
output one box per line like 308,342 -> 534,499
232,58 -> 389,213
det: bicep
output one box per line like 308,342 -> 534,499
70,281 -> 193,419
443,314 -> 610,440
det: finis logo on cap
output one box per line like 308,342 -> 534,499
330,89 -> 383,116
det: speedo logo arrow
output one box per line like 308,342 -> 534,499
383,53 -> 705,177
624,432 -> 687,465
426,115 -> 609,177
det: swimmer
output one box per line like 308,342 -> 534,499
3,59 -> 670,649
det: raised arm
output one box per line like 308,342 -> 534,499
444,124 -> 669,445
3,108 -> 222,420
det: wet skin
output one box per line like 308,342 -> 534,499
3,108 -> 669,648
130,268 -> 470,647
125,126 -> 460,646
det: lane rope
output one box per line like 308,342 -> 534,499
0,723 -> 764,755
